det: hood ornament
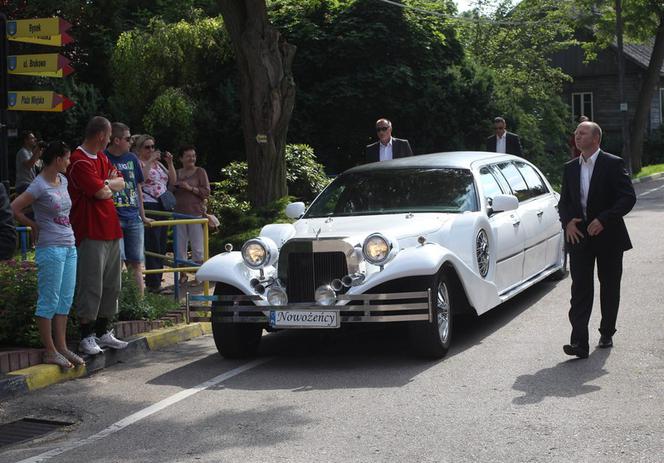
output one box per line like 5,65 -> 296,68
315,227 -> 322,240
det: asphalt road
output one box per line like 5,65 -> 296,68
2,178 -> 663,463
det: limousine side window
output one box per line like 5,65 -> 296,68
515,161 -> 549,197
496,162 -> 530,201
479,166 -> 504,206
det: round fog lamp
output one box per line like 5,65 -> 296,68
315,285 -> 336,306
267,287 -> 288,306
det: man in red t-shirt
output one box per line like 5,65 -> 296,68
67,116 -> 129,355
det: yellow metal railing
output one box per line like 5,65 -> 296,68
143,210 -> 210,300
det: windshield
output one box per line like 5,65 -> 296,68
304,168 -> 478,218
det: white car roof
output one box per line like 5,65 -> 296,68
348,151 -> 522,173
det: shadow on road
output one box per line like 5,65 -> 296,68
511,347 -> 611,405
148,279 -> 563,391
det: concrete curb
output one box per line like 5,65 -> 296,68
0,322 -> 212,401
632,172 -> 664,184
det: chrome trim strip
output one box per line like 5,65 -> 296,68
496,232 -> 560,264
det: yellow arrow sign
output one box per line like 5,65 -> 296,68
7,91 -> 75,112
8,54 -> 70,75
8,33 -> 74,47
6,17 -> 72,38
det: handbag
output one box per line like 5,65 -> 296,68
157,190 -> 177,211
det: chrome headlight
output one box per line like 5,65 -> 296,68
315,285 -> 336,306
267,286 -> 288,306
241,237 -> 278,269
362,233 -> 397,265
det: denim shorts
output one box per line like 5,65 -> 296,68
119,217 -> 145,263
35,246 -> 77,319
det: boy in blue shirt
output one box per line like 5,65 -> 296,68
106,122 -> 152,295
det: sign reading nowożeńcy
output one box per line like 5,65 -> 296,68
6,17 -> 72,38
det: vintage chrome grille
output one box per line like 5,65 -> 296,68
285,251 -> 348,302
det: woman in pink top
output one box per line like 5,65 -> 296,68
135,135 -> 176,292
174,145 -> 210,284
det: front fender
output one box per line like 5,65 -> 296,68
196,252 -> 274,298
348,243 -> 501,313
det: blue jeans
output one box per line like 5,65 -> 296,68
35,246 -> 77,319
119,217 -> 145,263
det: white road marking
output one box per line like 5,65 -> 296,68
14,358 -> 272,463
637,183 -> 664,198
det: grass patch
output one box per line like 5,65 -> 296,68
634,163 -> 664,178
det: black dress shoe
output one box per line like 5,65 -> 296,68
597,336 -> 613,348
563,343 -> 589,358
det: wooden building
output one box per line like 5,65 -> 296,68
551,38 -> 664,152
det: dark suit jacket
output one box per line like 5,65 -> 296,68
0,183 -> 17,260
557,150 -> 636,252
365,138 -> 413,163
486,132 -> 523,157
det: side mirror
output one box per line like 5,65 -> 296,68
491,194 -> 519,212
285,201 -> 306,219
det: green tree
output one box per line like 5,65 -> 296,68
458,0 -> 576,182
271,0 -> 496,173
572,0 -> 664,172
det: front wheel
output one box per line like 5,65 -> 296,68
211,284 -> 262,358
409,271 -> 455,359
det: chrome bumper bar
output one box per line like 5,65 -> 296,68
186,290 -> 433,324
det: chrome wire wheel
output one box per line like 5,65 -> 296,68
476,229 -> 489,278
436,281 -> 450,344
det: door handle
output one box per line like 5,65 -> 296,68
510,214 -> 520,226
537,210 -> 544,217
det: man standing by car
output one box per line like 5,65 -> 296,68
485,117 -> 523,157
365,118 -> 413,163
557,121 -> 636,358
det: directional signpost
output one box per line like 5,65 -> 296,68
8,53 -> 74,77
1,15 -> 76,181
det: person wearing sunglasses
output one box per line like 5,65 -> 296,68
485,116 -> 523,157
365,118 -> 413,163
105,122 -> 152,296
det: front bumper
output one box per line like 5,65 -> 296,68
186,290 -> 433,325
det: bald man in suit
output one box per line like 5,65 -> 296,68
557,121 -> 636,358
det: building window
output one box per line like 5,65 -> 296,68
572,92 -> 593,121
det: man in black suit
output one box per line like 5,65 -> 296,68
486,116 -> 523,157
558,121 -> 636,358
365,118 -> 413,163
0,183 -> 17,260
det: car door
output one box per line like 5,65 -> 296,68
514,162 -> 562,270
478,165 -> 525,293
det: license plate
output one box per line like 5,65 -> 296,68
270,310 -> 340,329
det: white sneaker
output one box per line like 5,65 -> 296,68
79,335 -> 103,355
98,330 -> 128,350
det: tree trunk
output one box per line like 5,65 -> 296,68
218,0 -> 296,207
629,12 -> 664,173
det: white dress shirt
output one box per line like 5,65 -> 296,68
496,134 -> 507,154
379,137 -> 394,161
579,148 -> 600,219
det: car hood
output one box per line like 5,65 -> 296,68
292,213 -> 451,243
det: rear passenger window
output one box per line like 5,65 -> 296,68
497,162 -> 530,201
515,162 -> 548,197
479,167 -> 504,203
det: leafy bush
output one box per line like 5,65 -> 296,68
644,127 -> 664,167
207,144 -> 330,253
0,259 -> 40,348
118,272 -> 179,321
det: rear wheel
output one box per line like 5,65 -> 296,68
409,270 -> 455,359
211,284 -> 262,358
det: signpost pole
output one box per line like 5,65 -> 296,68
0,13 -> 9,186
